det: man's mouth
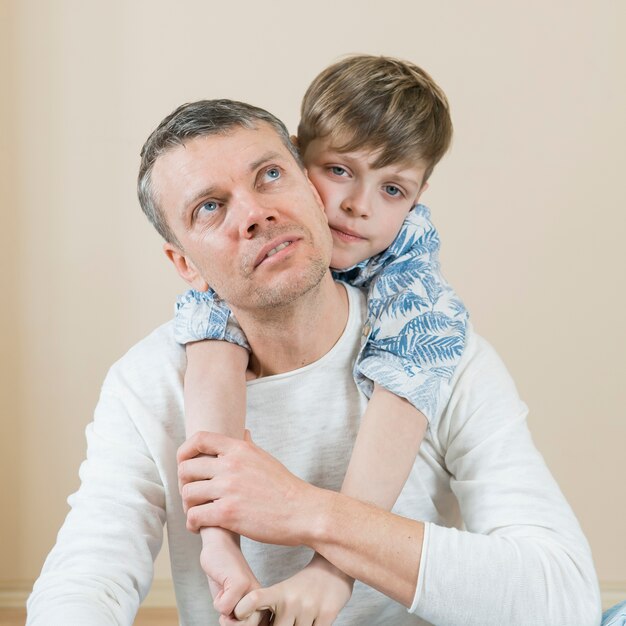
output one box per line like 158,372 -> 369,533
253,235 -> 299,268
266,241 -> 292,258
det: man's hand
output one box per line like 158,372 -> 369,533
234,554 -> 354,626
177,430 -> 321,547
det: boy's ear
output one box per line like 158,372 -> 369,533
163,242 -> 209,292
416,181 -> 429,203
290,135 -> 300,150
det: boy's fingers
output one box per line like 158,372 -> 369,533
234,588 -> 276,619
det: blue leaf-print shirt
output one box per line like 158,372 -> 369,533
174,204 -> 468,428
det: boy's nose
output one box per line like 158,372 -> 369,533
340,191 -> 371,218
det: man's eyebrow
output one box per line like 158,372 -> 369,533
248,151 -> 283,172
180,185 -> 217,221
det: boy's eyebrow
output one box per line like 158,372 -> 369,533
322,149 -> 423,185
388,171 -> 424,188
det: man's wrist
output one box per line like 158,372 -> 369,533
305,487 -> 344,552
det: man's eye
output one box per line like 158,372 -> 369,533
199,200 -> 219,213
330,166 -> 348,176
264,168 -> 281,181
384,185 -> 402,197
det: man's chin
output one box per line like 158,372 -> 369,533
240,258 -> 329,312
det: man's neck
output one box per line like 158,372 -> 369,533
233,275 -> 349,379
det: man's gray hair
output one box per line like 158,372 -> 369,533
138,99 -> 302,247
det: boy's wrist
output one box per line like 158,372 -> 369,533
200,525 -> 240,545
308,552 -> 355,587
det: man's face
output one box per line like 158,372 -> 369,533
154,123 -> 333,313
302,136 -> 428,270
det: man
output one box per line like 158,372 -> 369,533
27,100 -> 601,626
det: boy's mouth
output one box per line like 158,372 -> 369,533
330,225 -> 366,243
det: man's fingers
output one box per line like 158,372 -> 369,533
176,430 -> 234,463
178,454 -> 218,489
186,501 -> 220,532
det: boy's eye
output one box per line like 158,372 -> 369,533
384,185 -> 402,197
330,166 -> 348,177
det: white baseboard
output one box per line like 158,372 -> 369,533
0,580 -> 31,608
600,581 -> 626,611
2,578 -> 624,611
143,579 -> 177,608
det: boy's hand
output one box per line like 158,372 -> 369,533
233,553 -> 354,626
199,527 -> 266,625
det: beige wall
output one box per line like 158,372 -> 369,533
1,0 -> 21,583
2,0 -> 625,597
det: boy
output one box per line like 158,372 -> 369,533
175,55 -> 466,624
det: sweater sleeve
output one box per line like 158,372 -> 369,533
409,334 -> 601,626
26,371 -> 168,625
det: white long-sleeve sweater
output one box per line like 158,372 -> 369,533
27,285 -> 601,625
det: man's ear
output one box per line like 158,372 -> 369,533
163,242 -> 209,292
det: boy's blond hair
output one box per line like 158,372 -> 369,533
298,55 -> 452,180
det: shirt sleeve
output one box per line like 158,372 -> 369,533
409,333 -> 601,626
354,211 -> 468,428
26,370 -> 168,625
174,288 -> 250,350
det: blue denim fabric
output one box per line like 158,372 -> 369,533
174,204 -> 468,427
603,601 -> 626,626
174,289 -> 250,350
333,205 -> 468,426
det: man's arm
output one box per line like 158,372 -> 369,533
27,364 -> 167,626
178,431 -> 424,607
178,334 -> 602,626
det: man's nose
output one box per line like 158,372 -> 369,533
339,186 -> 371,218
236,193 -> 279,238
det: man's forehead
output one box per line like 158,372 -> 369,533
157,123 -> 289,175
151,124 -> 294,218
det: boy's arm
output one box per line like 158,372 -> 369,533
233,386 -> 426,623
179,431 -> 424,610
184,340 -> 248,439
185,340 -> 265,620
176,288 -> 263,620
340,383 -> 427,509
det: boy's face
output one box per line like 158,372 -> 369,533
302,136 -> 428,270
